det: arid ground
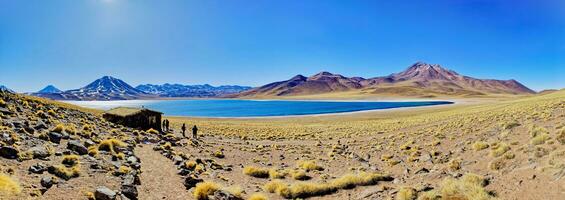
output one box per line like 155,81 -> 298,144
1,90 -> 564,200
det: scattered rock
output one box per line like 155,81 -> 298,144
95,186 -> 117,200
41,176 -> 54,188
29,163 -> 48,174
67,140 -> 88,155
121,184 -> 138,200
29,145 -> 51,159
0,146 -> 19,159
184,175 -> 203,190
211,190 -> 243,200
48,132 -> 63,144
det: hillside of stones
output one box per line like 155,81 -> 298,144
0,90 -> 162,199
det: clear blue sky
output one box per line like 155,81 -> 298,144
1,0 -> 563,92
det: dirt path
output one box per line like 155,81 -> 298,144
136,144 -> 192,200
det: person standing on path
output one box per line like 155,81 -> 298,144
192,125 -> 198,139
181,123 -> 186,138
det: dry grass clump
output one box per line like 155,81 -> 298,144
52,123 -> 65,133
557,128 -> 565,145
297,160 -> 324,171
243,166 -> 270,178
0,173 -> 21,196
98,138 -> 126,153
396,187 -> 416,200
193,182 -> 220,200
472,141 -> 489,151
269,169 -> 287,179
49,165 -> 80,180
213,150 -> 225,158
264,172 -> 392,199
62,154 -> 80,166
290,170 -> 309,180
147,128 -> 159,134
114,166 -> 132,176
501,121 -> 520,130
248,193 -> 268,200
88,145 -> 99,157
489,158 -> 506,171
531,133 -> 550,145
490,143 -> 510,157
0,99 -> 6,107
419,173 -> 492,200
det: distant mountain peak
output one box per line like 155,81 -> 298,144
0,85 -> 14,93
37,85 -> 62,94
235,62 -> 535,97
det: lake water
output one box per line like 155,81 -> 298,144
66,99 -> 453,117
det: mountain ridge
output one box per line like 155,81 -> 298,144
235,62 -> 535,98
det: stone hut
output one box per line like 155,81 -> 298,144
103,107 -> 162,132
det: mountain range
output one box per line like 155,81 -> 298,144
32,76 -> 251,100
136,84 -> 252,98
235,62 -> 535,98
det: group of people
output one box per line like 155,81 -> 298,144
162,119 -> 198,139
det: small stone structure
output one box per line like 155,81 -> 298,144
103,107 -> 162,132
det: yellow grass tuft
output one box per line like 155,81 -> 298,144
441,174 -> 491,199
264,172 -> 391,198
98,138 -> 126,153
290,170 -> 309,180
472,141 -> 489,151
62,154 -> 80,166
49,165 -> 80,180
147,128 -> 159,134
297,160 -> 324,171
243,166 -> 270,178
193,181 -> 220,200
396,187 -> 416,200
268,169 -> 287,179
0,173 -> 21,196
248,193 -> 268,200
490,143 -> 510,157
52,123 -> 65,133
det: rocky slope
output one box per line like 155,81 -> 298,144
0,90 -> 165,199
136,83 -> 251,98
236,62 -> 536,98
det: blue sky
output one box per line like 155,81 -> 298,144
0,0 -> 563,92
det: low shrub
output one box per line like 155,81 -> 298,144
193,181 -> 220,200
243,166 -> 270,178
0,173 -> 21,196
62,154 -> 80,166
98,138 -> 126,153
297,160 -> 324,171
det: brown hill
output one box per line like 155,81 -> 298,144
235,62 -> 535,98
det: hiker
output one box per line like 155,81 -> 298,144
162,119 -> 167,132
165,119 -> 170,132
181,123 -> 186,138
192,125 -> 198,139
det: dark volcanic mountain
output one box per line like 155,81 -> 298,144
34,76 -> 151,100
37,85 -> 62,94
136,84 -> 252,97
236,62 -> 536,98
0,85 -> 14,93
63,76 -> 149,100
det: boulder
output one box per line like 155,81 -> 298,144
29,163 -> 48,174
41,176 -> 54,188
67,140 -> 88,155
0,146 -> 19,159
184,175 -> 203,190
210,190 -> 243,200
121,184 -> 138,200
95,186 -> 117,200
29,146 -> 51,159
48,132 -> 63,144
